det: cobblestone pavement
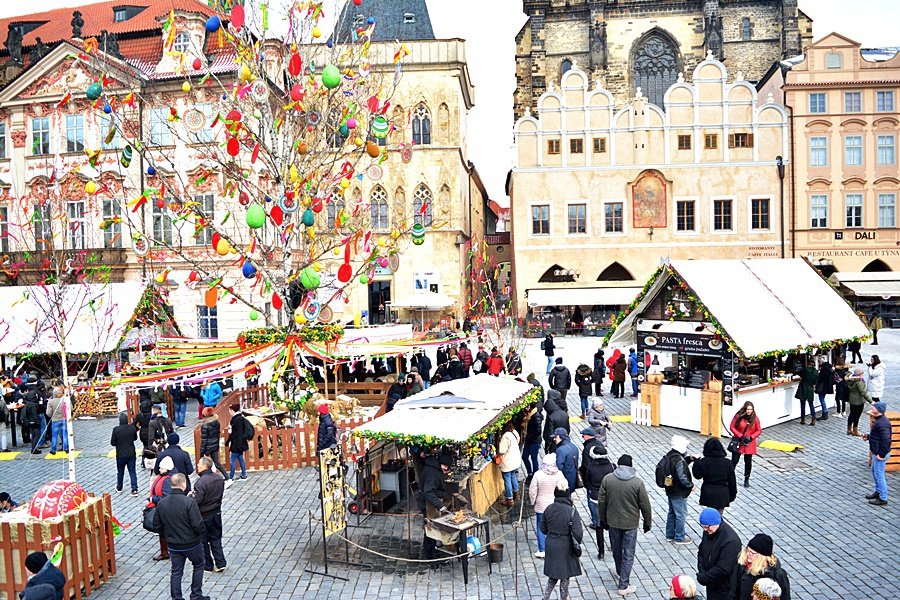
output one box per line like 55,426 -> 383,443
1,332 -> 898,599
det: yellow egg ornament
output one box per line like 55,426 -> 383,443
312,26 -> 321,39
240,64 -> 254,82
155,272 -> 165,284
290,165 -> 299,183
84,180 -> 97,195
333,247 -> 341,256
182,81 -> 191,93
295,312 -> 307,325
215,239 -> 230,255
339,179 -> 350,190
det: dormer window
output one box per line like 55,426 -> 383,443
826,52 -> 842,69
173,32 -> 191,54
114,8 -> 127,22
403,13 -> 415,24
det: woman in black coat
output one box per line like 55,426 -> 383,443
199,407 -> 228,480
692,438 -> 737,512
582,443 -> 615,559
814,360 -> 834,421
539,483 -> 583,600
833,363 -> 849,416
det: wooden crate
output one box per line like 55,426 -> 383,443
0,494 -> 116,600
886,411 -> 900,473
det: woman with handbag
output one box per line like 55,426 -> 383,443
539,478 -> 583,600
729,401 -> 761,489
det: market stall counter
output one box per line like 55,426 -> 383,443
606,259 -> 869,434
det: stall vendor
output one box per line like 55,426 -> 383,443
419,453 -> 452,560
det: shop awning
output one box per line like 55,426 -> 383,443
829,272 -> 900,297
526,286 -> 641,307
607,259 -> 869,358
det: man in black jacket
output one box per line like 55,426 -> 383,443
863,400 -> 892,506
542,400 -> 570,454
110,412 -> 139,495
154,433 -> 194,493
521,402 -> 543,484
21,551 -> 66,600
412,349 -> 432,388
419,454 -> 451,560
192,457 -> 226,573
152,473 -> 207,600
696,508 -> 741,600
547,357 -> 571,401
662,434 -> 696,544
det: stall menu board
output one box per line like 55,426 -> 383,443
319,446 -> 348,538
722,351 -> 736,406
638,331 -> 724,357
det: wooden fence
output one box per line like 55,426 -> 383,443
0,494 -> 116,600
124,390 -> 175,422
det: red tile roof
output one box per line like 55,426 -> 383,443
0,0 -> 217,48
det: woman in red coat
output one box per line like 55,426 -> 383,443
729,401 -> 762,489
486,348 -> 505,376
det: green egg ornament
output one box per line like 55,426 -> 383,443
249,310 -> 259,321
411,224 -> 425,237
321,64 -> 341,89
360,274 -> 369,284
85,82 -> 103,101
302,208 -> 315,227
300,267 -> 321,290
246,203 -> 266,229
372,115 -> 389,138
338,124 -> 350,137
413,236 -> 425,246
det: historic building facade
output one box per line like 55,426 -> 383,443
758,34 -> 900,274
514,0 -> 812,119
509,57 -> 788,317
0,0 -> 485,340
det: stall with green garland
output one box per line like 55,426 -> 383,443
604,258 -> 869,432
353,374 -> 539,516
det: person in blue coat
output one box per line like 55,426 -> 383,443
552,427 -> 579,495
20,552 -> 66,600
200,380 -> 223,412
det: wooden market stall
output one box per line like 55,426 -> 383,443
605,259 -> 869,435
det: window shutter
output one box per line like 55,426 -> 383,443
728,134 -> 735,148
748,133 -> 755,148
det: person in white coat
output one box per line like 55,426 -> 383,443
498,421 -> 522,506
867,355 -> 885,401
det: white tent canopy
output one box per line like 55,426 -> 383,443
354,374 -> 533,444
389,290 -> 456,310
829,271 -> 900,297
0,283 -> 148,355
607,259 -> 868,357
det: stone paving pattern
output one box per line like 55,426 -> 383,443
2,333 -> 899,599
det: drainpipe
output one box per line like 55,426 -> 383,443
786,102 -> 797,258
777,155 -> 785,258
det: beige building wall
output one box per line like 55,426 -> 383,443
510,57 -> 788,316
781,34 -> 900,272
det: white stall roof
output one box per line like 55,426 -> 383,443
0,283 -> 147,355
607,259 -> 868,357
829,272 -> 900,297
354,374 -> 534,444
527,286 -> 642,307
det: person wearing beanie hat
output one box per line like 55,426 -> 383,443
583,442 -> 615,558
548,356 -> 572,400
863,399 -> 892,505
316,402 -> 338,454
691,438 -> 738,514
845,366 -> 870,435
22,551 -> 66,600
153,429 -> 194,493
599,453 -> 651,596
660,434 -> 696,545
529,453 -> 563,558
226,404 -> 253,481
734,534 -> 791,600
199,404 -> 228,484
697,508 -> 741,600
668,574 -> 698,598
538,476 -> 583,600
751,578 -> 782,600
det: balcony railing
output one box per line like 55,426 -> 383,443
485,232 -> 511,245
1,247 -> 129,285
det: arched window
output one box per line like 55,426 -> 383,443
326,197 -> 345,229
561,58 -> 573,75
538,264 -> 577,283
597,262 -> 635,281
863,259 -> 891,272
173,32 -> 191,54
631,30 -> 680,108
741,18 -> 752,41
370,186 -> 389,230
413,184 -> 433,227
412,103 -> 431,145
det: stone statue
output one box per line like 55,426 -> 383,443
71,11 -> 84,39
29,37 -> 50,63
99,30 -> 122,59
5,24 -> 23,65
590,21 -> 608,70
704,15 -> 724,61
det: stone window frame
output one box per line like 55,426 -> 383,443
370,185 -> 389,231
877,192 -> 897,228
530,203 -> 550,236
844,193 -> 864,228
844,91 -> 862,113
561,58 -> 573,76
810,194 -> 829,229
65,114 -> 85,153
603,201 -> 625,235
674,197 -> 697,234
710,196 -> 735,233
877,134 -> 896,166
677,134 -> 692,150
67,200 -> 87,250
629,28 -> 682,109
566,202 -> 588,236
749,196 -> 773,232
826,53 -> 842,69
412,103 -> 431,146
32,203 -> 52,250
876,91 -> 894,112
173,32 -> 191,54
102,198 -> 122,249
844,135 -> 863,166
809,92 -> 827,114
31,116 -> 51,156
413,184 -> 433,227
741,18 -> 752,41
809,136 -> 829,167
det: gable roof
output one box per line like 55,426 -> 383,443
332,0 -> 435,43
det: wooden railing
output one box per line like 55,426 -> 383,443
124,389 -> 174,423
0,494 -> 116,600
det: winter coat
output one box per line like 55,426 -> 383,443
606,350 -> 621,380
692,438 -> 737,510
436,347 -> 448,366
201,382 -> 223,408
613,358 -> 627,383
543,335 -> 555,357
192,469 -> 225,517
548,365 -> 572,392
598,465 -> 652,531
574,365 -> 593,397
582,446 -> 615,501
794,366 -> 817,401
506,353 -> 522,375
729,413 -> 762,455
529,465 -> 564,513
867,363 -> 885,398
846,376 -> 870,406
498,430 -> 521,473
419,456 -> 447,518
662,449 -> 694,499
199,415 -> 221,456
154,445 -> 194,492
147,415 -> 174,449
524,407 -> 544,445
585,405 -> 611,446
110,413 -> 138,459
226,413 -> 253,454
152,489 -> 205,550
543,403 -> 570,451
458,346 -> 473,370
579,437 -> 600,482
540,496 -> 583,580
732,559 -> 791,600
696,520 -> 741,600
316,413 -> 338,452
414,354 -> 432,380
628,351 -> 639,377
134,402 -> 152,447
475,350 -> 489,373
486,352 -> 505,376
834,367 -> 850,402
814,362 -> 834,395
45,395 -> 63,421
19,560 -> 66,600
869,414 -> 893,458
554,436 -> 579,492
447,357 -> 466,380
22,394 -> 41,427
546,388 -> 568,415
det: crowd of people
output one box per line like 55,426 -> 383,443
1,373 -> 70,455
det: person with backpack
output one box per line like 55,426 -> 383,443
148,456 -> 175,561
583,441 -> 616,559
548,358 -> 572,406
147,404 -> 174,461
574,363 -> 594,419
627,348 -> 640,398
474,345 -> 489,375
657,435 -> 696,544
111,412 -> 139,496
542,333 -> 556,375
226,404 -> 253,481
154,432 -> 195,493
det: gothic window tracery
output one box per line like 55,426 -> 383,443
631,31 -> 680,108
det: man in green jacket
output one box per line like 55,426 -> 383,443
598,454 -> 652,597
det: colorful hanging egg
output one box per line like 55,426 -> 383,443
272,292 -> 283,310
270,205 -> 284,226
321,64 -> 341,89
300,267 -> 321,290
246,203 -> 266,229
372,115 -> 389,138
230,4 -> 245,29
204,288 -> 218,308
205,16 -> 221,32
249,309 -> 259,321
85,82 -> 103,101
301,208 -> 315,227
242,262 -> 257,279
365,141 -> 380,158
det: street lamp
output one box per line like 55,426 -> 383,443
776,155 -> 785,259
